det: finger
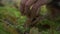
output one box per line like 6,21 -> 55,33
30,0 -> 49,17
32,0 -> 49,10
25,0 -> 37,6
30,0 -> 41,17
20,0 -> 28,15
24,0 -> 37,16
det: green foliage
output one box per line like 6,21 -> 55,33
0,5 -> 60,34
0,6 -> 23,34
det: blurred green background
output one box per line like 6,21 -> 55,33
0,0 -> 60,34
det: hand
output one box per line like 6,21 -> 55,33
20,0 -> 49,16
